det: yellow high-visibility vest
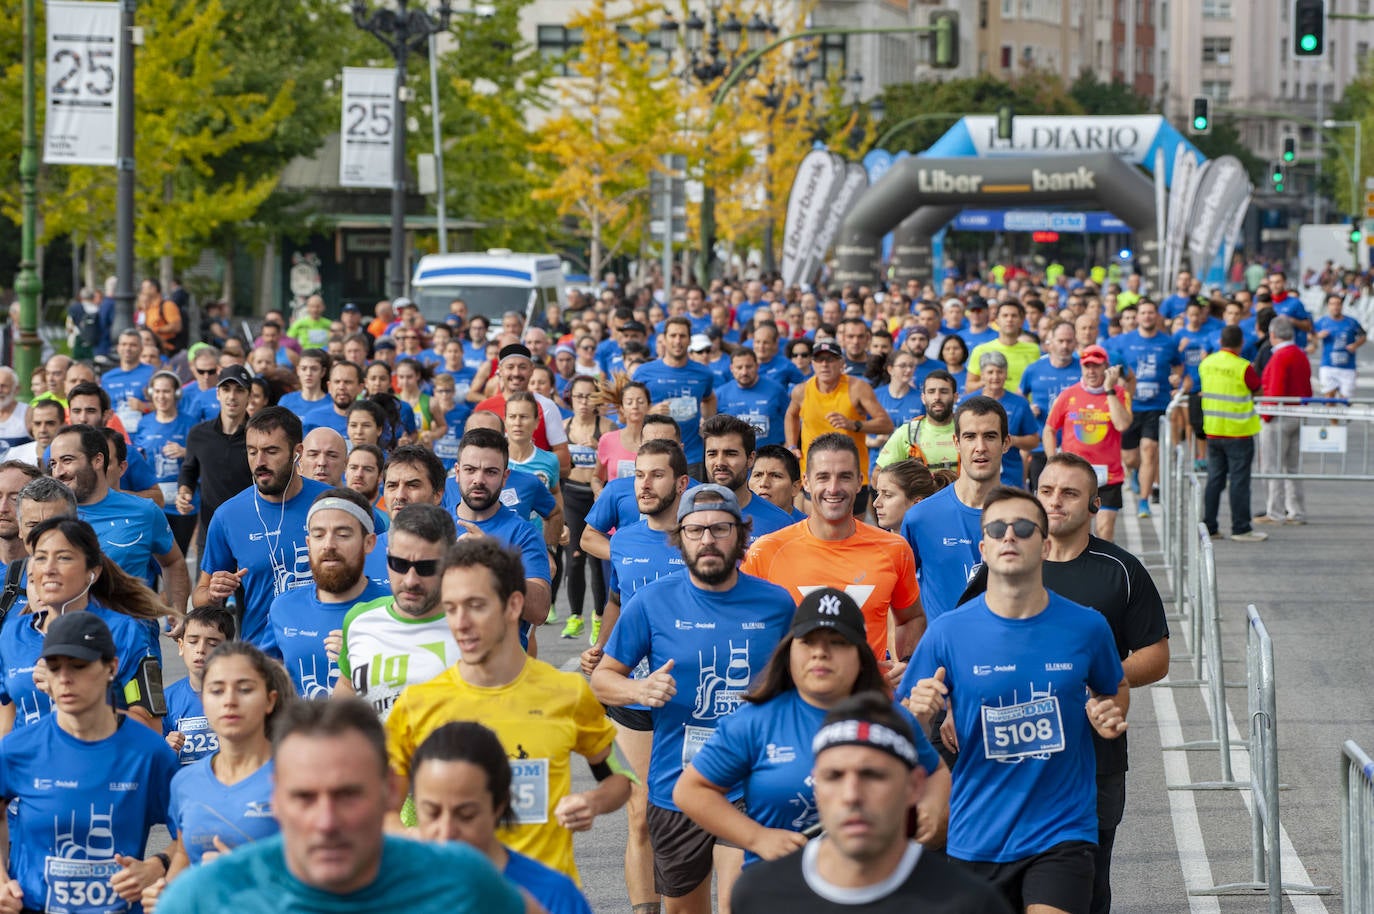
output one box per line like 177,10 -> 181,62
1198,349 -> 1260,437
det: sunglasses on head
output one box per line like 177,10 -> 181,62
387,555 -> 439,576
982,518 -> 1043,540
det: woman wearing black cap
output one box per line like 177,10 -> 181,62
0,517 -> 168,737
673,587 -> 949,865
0,611 -> 179,913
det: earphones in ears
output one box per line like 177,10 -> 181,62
87,572 -> 96,585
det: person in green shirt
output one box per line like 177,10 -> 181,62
288,295 -> 334,349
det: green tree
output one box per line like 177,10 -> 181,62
1068,69 -> 1154,115
435,2 -> 562,252
876,71 -> 1081,153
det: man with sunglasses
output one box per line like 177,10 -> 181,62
899,486 -> 1127,914
336,503 -> 459,719
592,485 -> 794,914
267,488 -> 389,698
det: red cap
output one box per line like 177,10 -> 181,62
1080,345 -> 1109,365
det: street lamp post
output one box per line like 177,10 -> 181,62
1322,118 -> 1362,224
353,0 -> 453,301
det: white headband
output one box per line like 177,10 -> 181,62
307,497 -> 375,535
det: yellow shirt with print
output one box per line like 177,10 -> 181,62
386,658 -> 617,882
969,339 -> 1044,390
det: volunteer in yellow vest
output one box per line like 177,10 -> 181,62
1199,325 -> 1267,542
785,340 -> 892,514
386,536 -> 632,882
967,300 -> 1043,391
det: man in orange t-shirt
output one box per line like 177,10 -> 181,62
741,432 -> 923,685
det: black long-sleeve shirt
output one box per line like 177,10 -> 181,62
178,417 -> 251,528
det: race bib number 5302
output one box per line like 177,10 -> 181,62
981,695 -> 1065,762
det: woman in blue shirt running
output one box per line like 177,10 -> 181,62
673,588 -> 951,865
412,721 -> 593,914
158,643 -> 293,880
0,611 -> 179,913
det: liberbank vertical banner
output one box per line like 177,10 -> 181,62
924,115 -> 1204,187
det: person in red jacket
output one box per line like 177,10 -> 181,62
1257,315 -> 1312,525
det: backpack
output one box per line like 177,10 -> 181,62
146,298 -> 189,354
0,558 -> 27,625
905,417 -> 959,472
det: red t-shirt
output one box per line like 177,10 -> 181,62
1046,381 -> 1131,485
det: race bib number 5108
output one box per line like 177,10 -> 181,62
981,695 -> 1065,762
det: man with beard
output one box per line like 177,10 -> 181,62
0,460 -> 41,567
592,485 -> 794,914
177,365 -> 252,546
194,407 -> 330,648
346,444 -> 386,514
875,369 -> 960,472
337,504 -> 458,718
267,488 -> 388,697
581,439 -> 691,914
360,445 -> 447,584
300,427 -> 348,487
51,424 -> 190,613
65,382 -> 162,503
452,428 -> 552,640
700,414 -> 792,545
303,359 -> 365,436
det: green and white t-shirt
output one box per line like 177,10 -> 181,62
339,596 -> 460,720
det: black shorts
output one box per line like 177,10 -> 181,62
1121,409 -> 1163,449
1187,392 -> 1205,436
1097,482 -> 1123,511
852,485 -> 872,516
606,704 -> 654,731
646,802 -> 746,897
959,840 -> 1096,914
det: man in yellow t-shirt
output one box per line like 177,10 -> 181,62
386,537 -> 631,882
968,299 -> 1043,392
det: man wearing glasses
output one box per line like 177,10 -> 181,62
900,485 -> 1128,914
592,485 -> 794,914
336,503 -> 458,719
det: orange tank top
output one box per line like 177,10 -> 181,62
799,375 -> 870,483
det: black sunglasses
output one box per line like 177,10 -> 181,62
982,519 -> 1043,540
387,555 -> 439,576
195,368 -> 218,376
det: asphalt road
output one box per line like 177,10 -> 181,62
152,424 -> 1368,912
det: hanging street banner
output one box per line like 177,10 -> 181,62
339,67 -> 397,188
781,150 -> 843,288
44,1 -> 121,165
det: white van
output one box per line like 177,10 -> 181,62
410,250 -> 565,329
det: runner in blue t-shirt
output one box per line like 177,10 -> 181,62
715,350 -> 790,450
959,354 -> 1040,488
101,329 -> 156,431
164,607 -> 235,767
0,611 -> 178,913
266,489 -> 389,697
133,370 -> 200,554
900,397 -> 1008,624
1110,301 -> 1183,517
700,415 -> 793,545
1315,293 -> 1367,398
1019,324 -> 1081,490
165,642 -> 287,873
592,484 -> 794,909
195,408 -> 329,649
635,318 -> 717,469
675,588 -> 943,866
898,487 -> 1126,914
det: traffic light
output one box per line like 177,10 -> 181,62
1351,226 -> 1362,244
1282,136 -> 1297,163
1294,0 -> 1326,57
1270,162 -> 1287,193
1189,96 -> 1211,135
930,10 -> 959,69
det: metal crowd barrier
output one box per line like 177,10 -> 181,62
1253,396 -> 1374,482
1342,740 -> 1374,914
1192,606 -> 1331,909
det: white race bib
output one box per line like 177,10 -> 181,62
509,758 -> 550,824
981,695 -> 1065,762
682,725 -> 713,768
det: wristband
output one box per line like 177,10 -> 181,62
154,852 -> 171,873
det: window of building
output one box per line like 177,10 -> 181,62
1202,37 -> 1232,64
1358,41 -> 1370,62
537,25 -> 583,75
1202,0 -> 1231,18
1001,44 -> 1013,68
1200,79 -> 1231,103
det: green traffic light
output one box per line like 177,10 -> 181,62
1352,230 -> 1362,243
1193,116 -> 1208,131
1283,151 -> 1295,162
1300,34 -> 1319,52
1272,172 -> 1283,182
1275,183 -> 1285,192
